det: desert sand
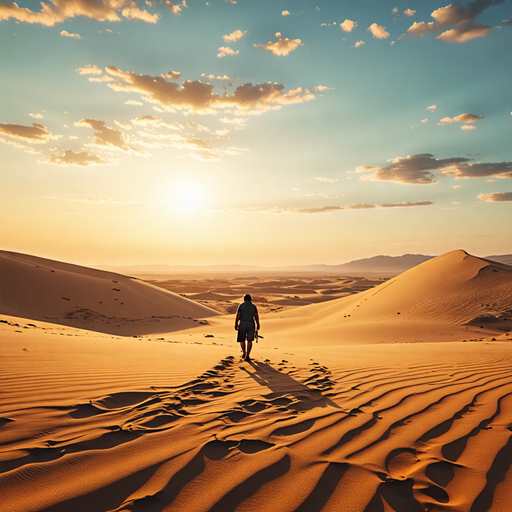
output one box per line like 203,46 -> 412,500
1,249 -> 512,512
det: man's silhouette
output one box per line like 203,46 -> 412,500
235,294 -> 260,362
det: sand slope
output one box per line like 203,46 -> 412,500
0,251 -> 219,335
1,317 -> 511,512
249,250 -> 512,345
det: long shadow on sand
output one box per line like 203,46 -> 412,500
240,360 -> 341,412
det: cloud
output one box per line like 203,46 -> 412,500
477,192 -> 512,202
392,7 -> 399,14
421,118 -> 428,123
29,113 -> 44,119
368,23 -> 390,39
60,30 -> 81,39
439,162 -> 512,179
220,116 -> 246,125
406,0 -> 504,43
100,66 -> 316,115
125,99 -> 143,105
282,10 -> 290,16
211,201 -> 433,214
438,113 -> 484,125
217,46 -> 239,58
215,128 -> 230,136
0,0 -> 159,26
187,122 -> 209,132
42,149 -> 111,166
427,104 -> 437,111
131,114 -> 182,130
114,120 -> 132,130
357,153 -> 472,184
404,9 -> 416,17
162,1 -> 187,15
0,122 -> 55,143
313,85 -> 330,92
65,197 -> 164,204
340,19 -> 357,32
202,73 -> 230,81
78,64 -> 103,75
223,29 -> 246,42
75,118 -> 148,155
461,125 -> 477,130
314,177 -> 338,183
166,71 -> 181,79
254,37 -> 304,56
354,40 -> 365,47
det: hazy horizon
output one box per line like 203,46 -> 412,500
1,1 -> 511,267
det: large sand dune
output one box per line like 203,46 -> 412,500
1,249 -> 511,511
0,251 -> 219,335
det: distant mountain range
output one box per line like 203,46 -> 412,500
101,253 -> 512,276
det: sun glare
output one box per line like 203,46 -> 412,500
174,184 -> 202,213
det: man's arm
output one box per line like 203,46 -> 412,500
235,311 -> 241,330
254,310 -> 260,331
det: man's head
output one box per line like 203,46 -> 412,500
244,294 -> 252,302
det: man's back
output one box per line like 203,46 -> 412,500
237,301 -> 257,326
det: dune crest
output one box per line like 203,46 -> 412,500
0,250 -> 219,335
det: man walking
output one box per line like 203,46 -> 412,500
235,294 -> 260,362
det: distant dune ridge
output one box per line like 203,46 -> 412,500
1,249 -> 511,512
0,250 -> 219,335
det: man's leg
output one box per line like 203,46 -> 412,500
245,340 -> 252,359
240,341 -> 246,358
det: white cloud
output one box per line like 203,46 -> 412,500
60,30 -> 81,39
217,46 -> 239,58
29,113 -> 44,119
438,113 -> 484,125
368,23 -> 390,39
78,64 -> 102,75
282,10 -> 290,16
427,104 -> 437,111
404,9 -> 416,17
223,29 -> 246,42
254,37 -> 303,56
42,149 -> 111,166
340,19 -> 357,32
125,99 -> 143,106
461,125 -> 477,130
166,71 -> 181,79
421,118 -> 428,123
354,40 -> 365,47
0,122 -> 55,144
392,8 -> 398,14
314,177 -> 338,183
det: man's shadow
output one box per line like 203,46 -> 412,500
240,360 -> 341,412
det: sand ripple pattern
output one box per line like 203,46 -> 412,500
1,348 -> 512,512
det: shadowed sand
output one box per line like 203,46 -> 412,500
1,249 -> 512,511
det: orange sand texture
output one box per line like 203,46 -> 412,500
1,249 -> 511,512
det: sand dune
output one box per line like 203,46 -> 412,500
1,316 -> 511,512
0,251 -> 219,335
1,249 -> 511,511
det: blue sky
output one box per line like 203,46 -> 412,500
0,0 -> 511,265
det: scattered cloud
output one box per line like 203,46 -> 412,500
187,121 -> 209,132
202,73 -> 230,81
254,37 -> 304,56
313,85 -> 331,92
427,104 -> 437,111
368,23 -> 390,39
75,118 -> 148,155
439,162 -> 512,179
131,114 -> 183,130
0,0 -> 160,26
223,29 -> 246,42
77,64 -> 103,75
0,122 -> 55,144
162,1 -> 187,15
217,46 -> 239,58
392,8 -> 399,14
211,201 -> 433,214
438,113 -> 484,125
421,118 -> 428,123
354,40 -> 365,47
42,149 -> 111,166
215,128 -> 230,136
166,71 -> 181,79
125,99 -> 143,106
453,185 -> 461,188
461,125 -> 477,130
407,0 -> 504,43
60,30 -> 81,39
477,192 -> 512,202
282,10 -> 290,16
404,9 -> 416,17
340,19 -> 357,32
101,66 -> 316,115
114,120 -> 132,130
29,113 -> 44,119
220,116 -> 246,125
65,197 -> 165,204
314,177 -> 338,183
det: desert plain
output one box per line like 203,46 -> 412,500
1,248 -> 512,512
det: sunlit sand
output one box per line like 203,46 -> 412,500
1,250 -> 511,512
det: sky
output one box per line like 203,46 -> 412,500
0,0 -> 511,266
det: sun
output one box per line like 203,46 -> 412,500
174,183 -> 203,213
